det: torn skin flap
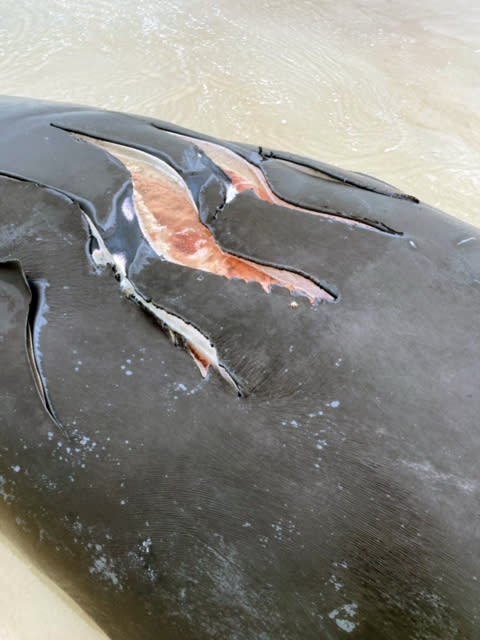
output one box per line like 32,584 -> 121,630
82,209 -> 242,394
75,134 -> 332,304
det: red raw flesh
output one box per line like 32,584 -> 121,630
79,135 -> 330,304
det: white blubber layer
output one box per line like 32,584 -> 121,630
84,212 -> 240,393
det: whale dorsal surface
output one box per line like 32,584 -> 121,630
0,96 -> 479,639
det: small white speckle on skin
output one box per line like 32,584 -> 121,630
258,535 -> 269,547
335,619 -> 356,633
141,538 -> 152,553
125,370 -> 133,376
330,575 -> 344,591
89,555 -> 121,588
330,400 -> 340,408
343,604 -> 357,617
11,465 -> 20,473
328,603 -> 358,634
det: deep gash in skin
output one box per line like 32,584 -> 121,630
0,96 -> 479,639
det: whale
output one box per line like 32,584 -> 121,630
0,96 -> 479,639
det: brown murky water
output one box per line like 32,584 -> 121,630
0,0 -> 479,637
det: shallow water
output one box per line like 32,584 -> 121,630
2,0 -> 480,222
0,0 -> 479,637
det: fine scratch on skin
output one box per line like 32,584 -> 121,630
82,210 -> 241,393
75,134 -> 332,304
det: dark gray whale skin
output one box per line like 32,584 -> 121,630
0,96 -> 479,640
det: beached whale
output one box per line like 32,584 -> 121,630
0,96 -> 479,639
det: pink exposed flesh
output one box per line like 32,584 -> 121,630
175,134 -> 360,224
81,135 -> 331,304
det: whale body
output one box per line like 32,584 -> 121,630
0,97 -> 479,639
